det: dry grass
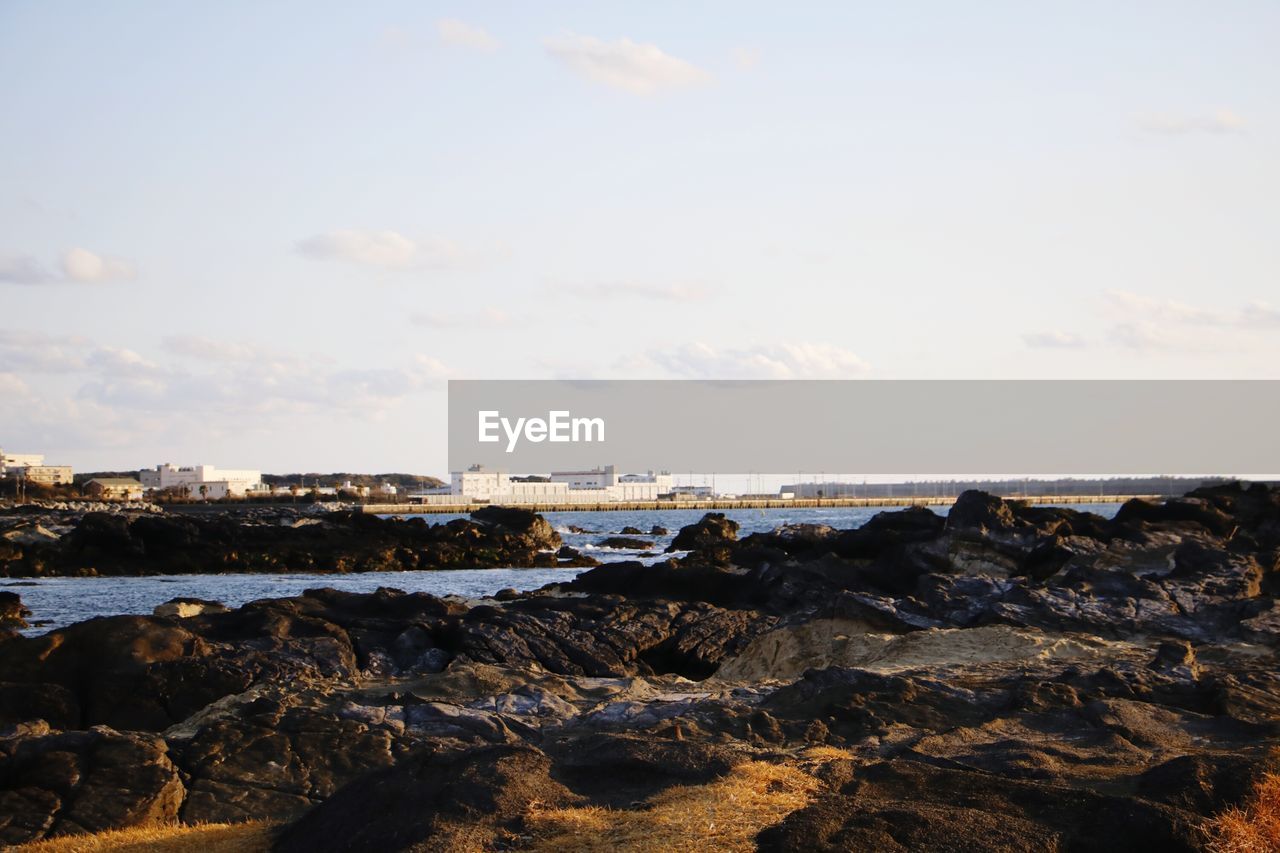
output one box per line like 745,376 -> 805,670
524,760 -> 821,852
798,745 -> 856,762
14,821 -> 275,853
1205,773 -> 1280,853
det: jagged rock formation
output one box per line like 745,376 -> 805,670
0,505 -> 595,577
0,484 -> 1277,849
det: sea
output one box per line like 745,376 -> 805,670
4,503 -> 1121,635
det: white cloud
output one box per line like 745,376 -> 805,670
437,18 -> 498,52
162,336 -> 271,363
556,281 -> 713,302
296,230 -> 496,271
0,330 -> 91,372
1104,290 -> 1280,330
1095,291 -> 1280,353
545,34 -> 710,95
1,249 -> 135,284
87,346 -> 165,377
732,47 -> 762,71
296,229 -> 418,269
0,372 -> 29,396
1239,302 -> 1280,329
1023,331 -> 1087,349
636,342 -> 870,379
62,247 -> 136,282
411,308 -> 513,329
1139,109 -> 1245,135
1105,322 -> 1202,352
0,255 -> 54,284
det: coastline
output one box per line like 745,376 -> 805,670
2,485 -> 1278,849
359,493 -> 1165,514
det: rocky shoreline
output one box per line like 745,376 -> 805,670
1,484 -> 1278,849
0,505 -> 599,578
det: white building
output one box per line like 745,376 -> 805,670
1,452 -> 46,474
550,465 -> 618,490
451,465 -> 512,501
450,464 -> 672,504
1,451 -> 73,484
139,463 -> 263,498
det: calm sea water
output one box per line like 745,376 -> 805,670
6,504 -> 1120,635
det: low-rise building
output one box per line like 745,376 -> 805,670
1,451 -> 73,484
451,464 -> 672,503
84,478 -> 144,501
17,465 -> 74,485
1,451 -> 46,474
139,463 -> 263,498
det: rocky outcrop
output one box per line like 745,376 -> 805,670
153,597 -> 230,618
666,511 -> 738,557
275,743 -> 578,853
0,726 -> 184,846
0,507 -> 598,577
0,591 -> 29,633
0,485 -> 1278,848
596,536 -> 655,550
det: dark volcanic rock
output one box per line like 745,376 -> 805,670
274,742 -> 577,853
596,536 -> 654,550
665,512 -> 739,566
0,507 -> 590,578
0,591 -> 30,632
757,760 -> 1202,852
0,726 -> 184,846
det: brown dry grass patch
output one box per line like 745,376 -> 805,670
1205,773 -> 1280,853
14,821 -> 275,853
524,760 -> 820,852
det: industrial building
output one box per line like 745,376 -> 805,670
448,464 -> 673,504
138,463 -> 263,498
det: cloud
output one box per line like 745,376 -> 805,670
545,34 -> 710,95
1104,290 -> 1280,330
296,230 -> 497,271
1,327 -> 453,440
437,18 -> 498,52
1139,109 -> 1245,135
76,340 -> 450,419
1239,302 -> 1280,329
556,281 -> 713,302
1096,291 -> 1280,353
0,330 -> 92,372
635,342 -> 870,379
296,230 -> 417,269
62,248 -> 136,282
162,336 -> 271,363
732,47 -> 762,71
1105,322 -> 1203,352
0,255 -> 55,284
1023,331 -> 1087,349
1,249 -> 135,284
411,308 -> 513,329
0,372 -> 29,396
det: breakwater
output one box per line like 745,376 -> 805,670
358,494 -> 1163,514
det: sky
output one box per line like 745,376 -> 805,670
1,1 -> 1277,476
